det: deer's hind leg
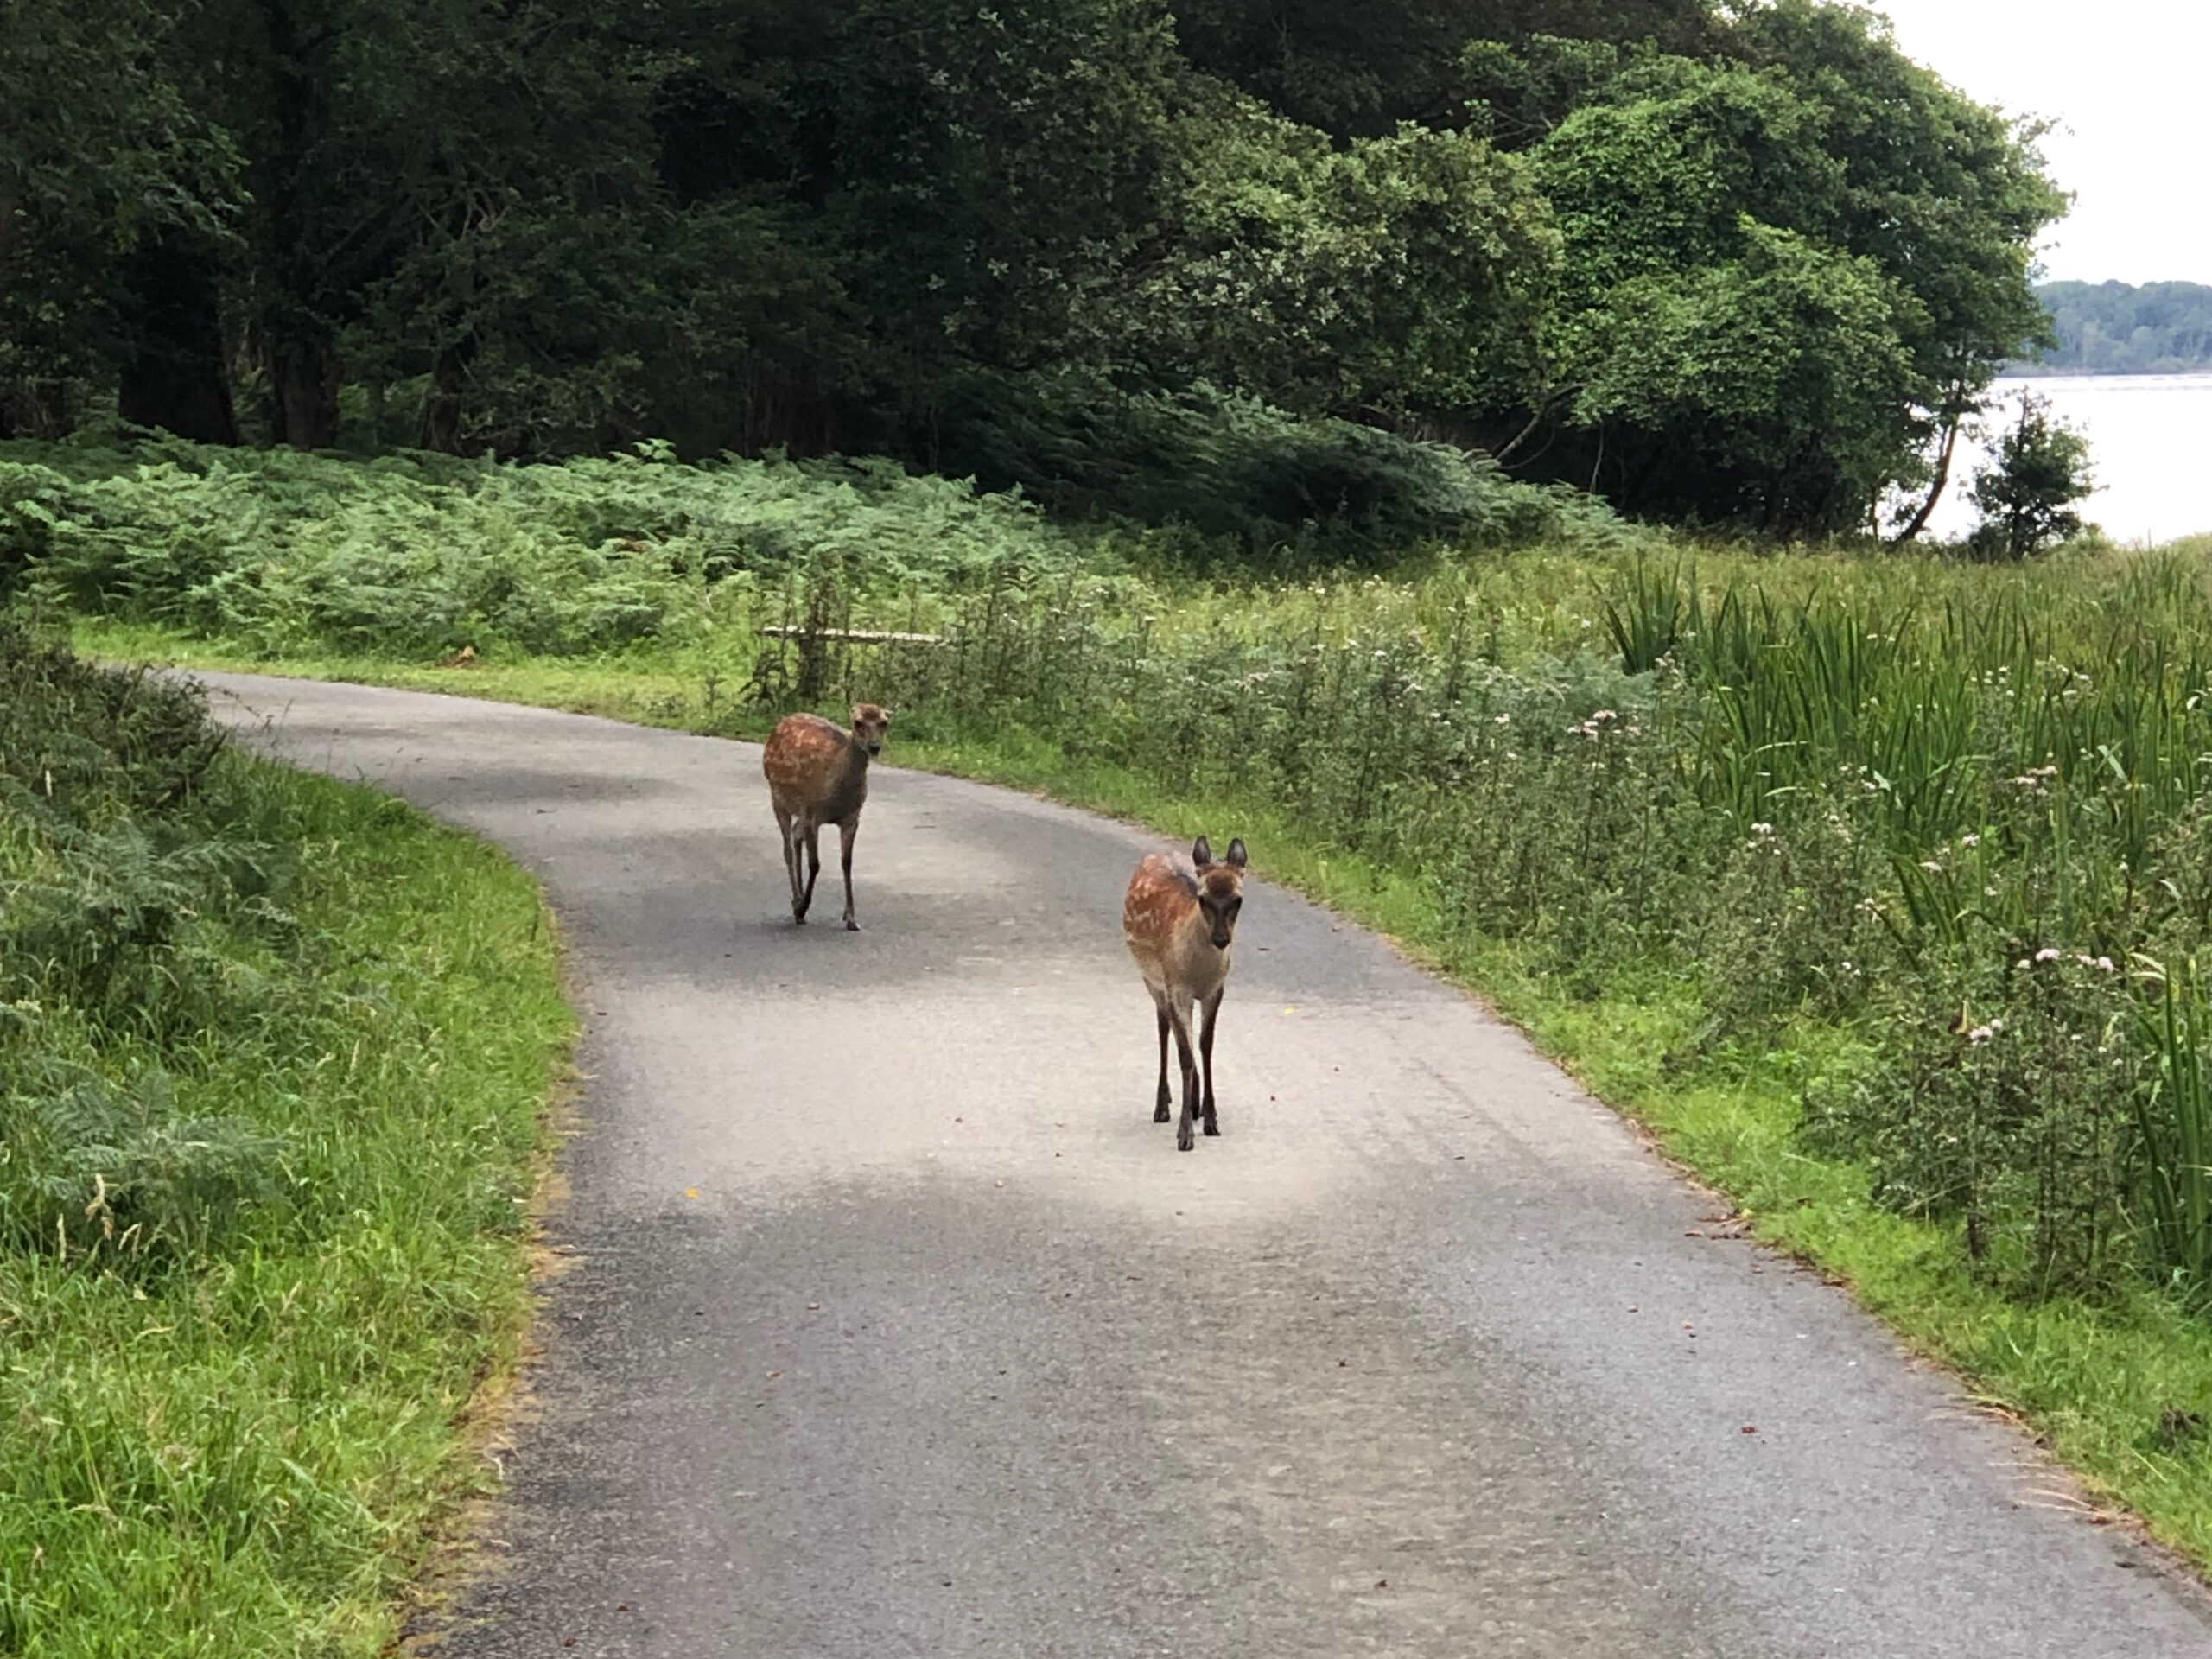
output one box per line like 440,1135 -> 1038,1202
774,803 -> 806,921
1151,990 -> 1173,1122
797,821 -> 823,923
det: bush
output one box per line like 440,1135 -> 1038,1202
0,623 -> 295,1254
0,436 -> 1104,658
931,368 -> 1624,564
1967,390 -> 2094,559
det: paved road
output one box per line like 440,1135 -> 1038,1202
203,674 -> 2212,1658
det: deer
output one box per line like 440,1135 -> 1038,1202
1123,835 -> 1248,1151
761,703 -> 891,931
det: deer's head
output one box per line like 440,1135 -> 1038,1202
850,703 -> 893,757
1191,835 -> 1248,950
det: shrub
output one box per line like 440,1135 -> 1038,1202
931,368 -> 1624,564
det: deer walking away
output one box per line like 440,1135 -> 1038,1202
762,703 -> 891,931
1123,835 -> 1248,1151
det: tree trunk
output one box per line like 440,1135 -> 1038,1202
267,332 -> 339,449
1890,408 -> 1964,545
0,183 -> 18,278
118,240 -> 241,444
251,0 -> 342,451
416,340 -> 474,452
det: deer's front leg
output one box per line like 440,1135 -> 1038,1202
838,816 -> 861,931
1198,988 -> 1224,1137
1168,996 -> 1199,1152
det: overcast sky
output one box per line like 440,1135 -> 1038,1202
1871,0 -> 2210,285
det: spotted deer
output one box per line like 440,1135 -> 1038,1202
1123,836 -> 1248,1151
762,704 -> 891,930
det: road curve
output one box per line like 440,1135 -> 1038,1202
200,673 -> 2212,1659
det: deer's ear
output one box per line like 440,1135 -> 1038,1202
1225,837 -> 1248,869
1192,835 -> 1214,868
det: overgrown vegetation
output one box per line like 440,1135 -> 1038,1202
0,624 -> 569,1654
0,435 -> 1628,660
834,544 -> 2212,1304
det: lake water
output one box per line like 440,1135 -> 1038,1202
1918,373 -> 2212,545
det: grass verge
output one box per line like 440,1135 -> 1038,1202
3,697 -> 572,1656
70,615 -> 2212,1580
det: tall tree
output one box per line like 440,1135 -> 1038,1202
1512,3 -> 2062,532
0,0 -> 239,435
1172,0 -> 1718,137
1112,81 -> 1559,422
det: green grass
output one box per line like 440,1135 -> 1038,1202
1,751 -> 572,1656
71,613 -> 2212,1575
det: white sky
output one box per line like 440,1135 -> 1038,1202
1870,0 -> 2212,284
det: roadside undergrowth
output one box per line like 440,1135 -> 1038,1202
0,629 -> 572,1656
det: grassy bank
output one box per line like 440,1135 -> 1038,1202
19,435 -> 2212,1573
0,631 -> 571,1656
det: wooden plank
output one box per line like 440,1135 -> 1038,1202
758,626 -> 944,645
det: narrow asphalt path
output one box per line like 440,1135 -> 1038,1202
204,674 -> 2212,1659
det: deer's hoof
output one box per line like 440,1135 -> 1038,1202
1202,1120 -> 1220,1137
844,918 -> 861,932
1154,1105 -> 1172,1123
1177,1133 -> 1195,1152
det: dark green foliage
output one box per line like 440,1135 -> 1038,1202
1518,3 -> 2065,532
0,0 -> 241,435
0,0 -> 2063,543
1172,0 -> 1720,138
1967,391 -> 2094,560
2031,281 -> 2212,376
935,371 -> 1618,562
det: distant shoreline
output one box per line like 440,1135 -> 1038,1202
2000,365 -> 2212,378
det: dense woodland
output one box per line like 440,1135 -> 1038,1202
2031,281 -> 2212,376
2,0 -> 2064,535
